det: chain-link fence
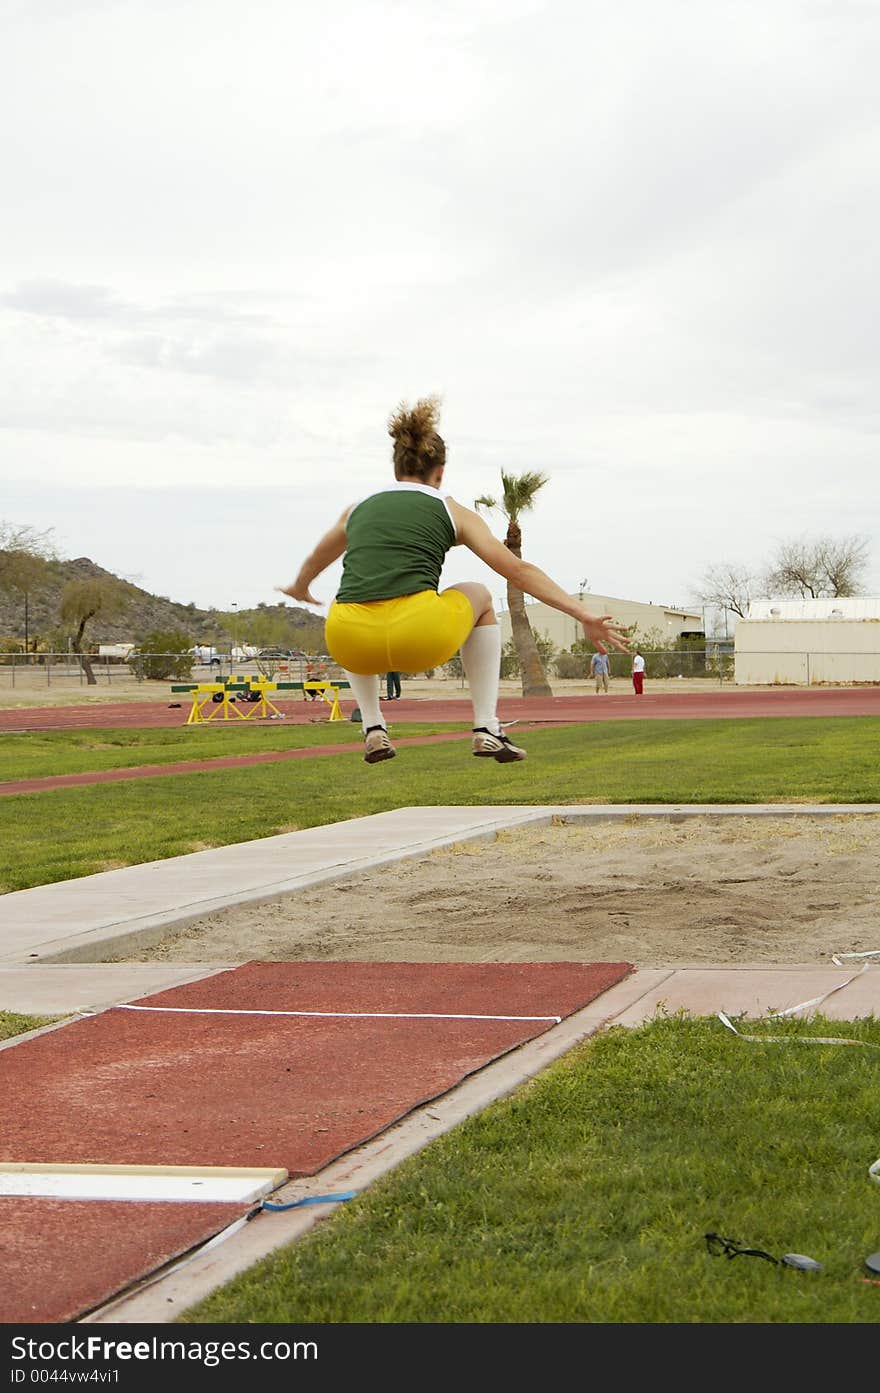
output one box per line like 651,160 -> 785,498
554,648 -> 879,685
599,649 -> 734,681
1,649 -> 878,690
0,651 -> 342,689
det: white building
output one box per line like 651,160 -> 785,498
734,596 -> 880,685
497,591 -> 703,652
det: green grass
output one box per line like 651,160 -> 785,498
0,721 -> 450,781
178,1012 -> 880,1323
0,1010 -> 63,1040
0,718 -> 878,892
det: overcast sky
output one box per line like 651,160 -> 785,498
1,0 -> 878,631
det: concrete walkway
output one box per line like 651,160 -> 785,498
3,801 -> 879,1324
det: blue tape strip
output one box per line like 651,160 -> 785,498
261,1190 -> 357,1211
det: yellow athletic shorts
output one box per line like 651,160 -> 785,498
325,588 -> 474,676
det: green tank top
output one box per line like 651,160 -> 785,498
335,484 -> 457,603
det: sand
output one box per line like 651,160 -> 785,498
125,815 -> 880,968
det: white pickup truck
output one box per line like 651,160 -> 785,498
190,645 -> 222,667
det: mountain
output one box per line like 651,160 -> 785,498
0,553 -> 322,652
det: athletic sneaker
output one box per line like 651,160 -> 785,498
363,725 -> 396,764
471,727 -> 527,762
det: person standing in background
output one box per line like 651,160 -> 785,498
383,670 -> 402,700
589,650 -> 610,694
632,648 -> 645,695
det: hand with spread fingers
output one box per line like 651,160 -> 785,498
276,582 -> 324,607
579,612 -> 631,654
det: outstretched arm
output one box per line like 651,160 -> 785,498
450,500 -> 631,654
276,509 -> 349,607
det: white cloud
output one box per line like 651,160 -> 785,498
1,0 -> 878,614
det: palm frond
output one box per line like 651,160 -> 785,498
500,470 -> 550,520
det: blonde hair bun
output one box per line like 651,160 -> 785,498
387,395 -> 446,479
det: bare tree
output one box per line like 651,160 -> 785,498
0,523 -> 58,654
475,470 -> 553,697
814,535 -> 869,596
59,579 -> 127,684
765,534 -> 870,598
0,522 -> 56,557
694,564 -> 757,622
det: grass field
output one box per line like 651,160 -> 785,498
179,1011 -> 880,1324
0,720 -> 448,781
3,710 -> 879,1328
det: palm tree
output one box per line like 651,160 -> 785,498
475,469 -> 553,698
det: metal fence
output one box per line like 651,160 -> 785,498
0,652 -> 334,688
1,649 -> 878,689
558,649 -> 879,685
579,649 -> 734,682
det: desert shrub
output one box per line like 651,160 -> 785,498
554,650 -> 587,678
133,630 -> 194,681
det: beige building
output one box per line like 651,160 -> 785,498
497,591 -> 703,651
734,597 -> 880,685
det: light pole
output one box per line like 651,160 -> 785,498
229,603 -> 238,666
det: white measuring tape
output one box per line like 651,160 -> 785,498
717,1009 -> 880,1049
718,947 -> 880,1042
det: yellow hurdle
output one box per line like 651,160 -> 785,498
183,682 -> 245,724
234,679 -> 286,720
302,681 -> 345,720
176,679 -> 283,724
171,677 -> 349,723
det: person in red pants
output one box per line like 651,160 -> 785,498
632,648 -> 645,695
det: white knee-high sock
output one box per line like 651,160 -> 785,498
343,672 -> 384,731
459,623 -> 502,734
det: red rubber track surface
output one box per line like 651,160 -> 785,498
0,959 -> 632,1323
0,687 -> 878,733
0,688 -> 877,798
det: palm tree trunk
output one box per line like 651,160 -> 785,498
507,583 -> 553,696
504,522 -> 552,697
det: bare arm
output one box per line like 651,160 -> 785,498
276,509 -> 349,607
449,499 -> 631,654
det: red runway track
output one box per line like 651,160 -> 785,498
0,959 -> 631,1323
0,685 -> 878,733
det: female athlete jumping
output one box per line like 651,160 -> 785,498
279,396 -> 630,763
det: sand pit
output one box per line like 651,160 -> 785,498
124,814 -> 880,968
